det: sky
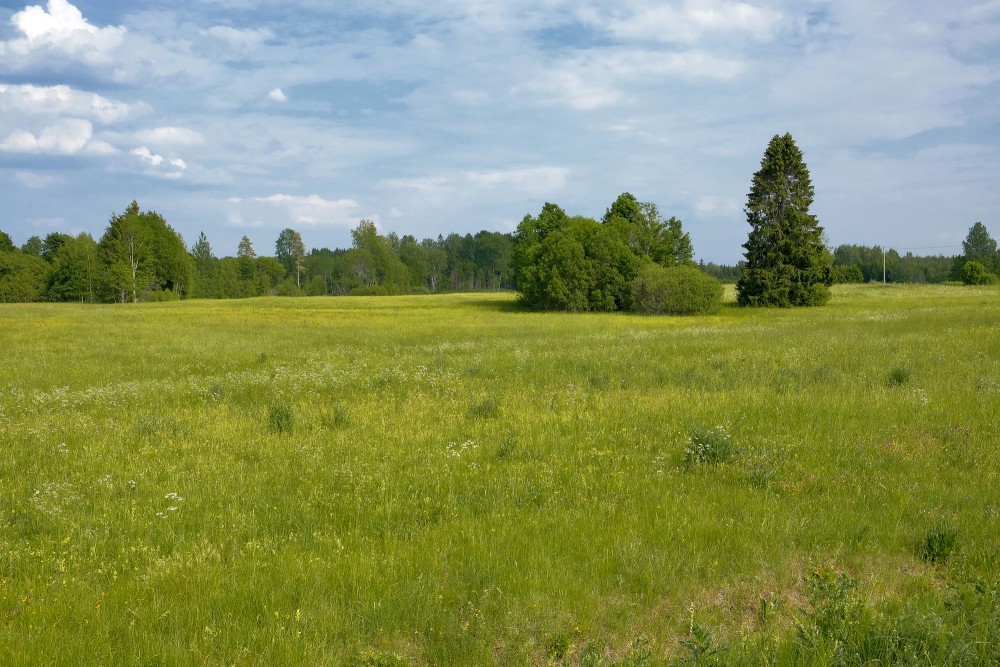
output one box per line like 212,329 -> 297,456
1,0 -> 998,263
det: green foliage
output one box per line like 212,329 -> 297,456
887,365 -> 911,386
834,244 -> 956,283
962,222 -> 998,267
921,521 -> 959,564
630,265 -> 723,315
961,260 -> 998,285
0,229 -> 15,252
0,248 -> 50,302
684,426 -> 736,466
514,196 -> 694,312
832,263 -> 864,284
795,567 -> 864,658
737,133 -> 832,307
41,232 -> 72,262
275,228 -> 306,288
513,207 -> 597,310
21,235 -> 43,256
677,623 -> 724,665
267,403 -> 294,434
98,200 -> 193,302
467,396 -> 500,420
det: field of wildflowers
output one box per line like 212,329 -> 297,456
1,285 -> 998,664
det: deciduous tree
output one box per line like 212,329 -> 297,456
275,228 -> 306,288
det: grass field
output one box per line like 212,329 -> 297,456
2,285 -> 999,665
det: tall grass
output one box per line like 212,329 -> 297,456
1,285 -> 998,664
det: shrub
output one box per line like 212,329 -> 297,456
146,289 -> 180,302
630,265 -> 723,315
960,260 -> 998,285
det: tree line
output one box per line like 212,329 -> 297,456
2,152 -> 997,304
0,202 -> 516,303
702,235 -> 994,286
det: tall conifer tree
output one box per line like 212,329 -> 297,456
737,133 -> 832,306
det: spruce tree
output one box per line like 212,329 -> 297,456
737,133 -> 832,307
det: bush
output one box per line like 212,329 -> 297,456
146,289 -> 180,302
960,260 -> 998,285
630,265 -> 723,315
351,285 -> 390,296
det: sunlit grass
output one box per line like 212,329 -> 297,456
1,285 -> 999,664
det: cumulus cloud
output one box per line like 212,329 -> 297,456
1,118 -> 115,155
0,0 -> 126,65
226,194 -> 362,229
268,88 -> 288,103
131,146 -> 187,178
0,83 -> 143,123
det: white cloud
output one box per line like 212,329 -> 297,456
203,25 -> 273,50
464,166 -> 569,194
526,48 -> 745,109
603,0 -> 784,44
384,167 -> 570,208
15,172 -> 57,189
0,118 -> 116,155
131,146 -> 187,178
0,0 -> 126,64
268,88 -> 288,103
0,83 -> 142,123
695,194 -> 740,215
227,194 -> 362,229
131,146 -> 163,166
134,126 -> 205,147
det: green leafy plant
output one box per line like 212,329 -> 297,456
887,365 -> 911,386
267,403 -> 294,434
468,396 -> 500,420
921,521 -> 959,564
684,427 -> 737,466
630,265 -> 723,315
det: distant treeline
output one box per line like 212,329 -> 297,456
0,201 -> 995,302
0,202 -> 514,303
703,246 -> 965,285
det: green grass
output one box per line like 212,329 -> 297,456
1,285 -> 999,665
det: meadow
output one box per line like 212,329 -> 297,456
1,284 -> 999,665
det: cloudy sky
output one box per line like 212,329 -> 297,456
1,0 -> 997,262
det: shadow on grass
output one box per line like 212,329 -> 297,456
460,297 -> 533,313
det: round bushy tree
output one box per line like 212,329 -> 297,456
630,265 -> 723,315
961,260 -> 998,285
737,133 -> 832,307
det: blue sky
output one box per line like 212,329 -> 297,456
1,0 -> 998,263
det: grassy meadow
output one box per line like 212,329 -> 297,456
2,284 -> 999,665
